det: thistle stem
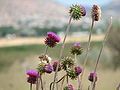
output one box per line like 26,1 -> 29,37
78,76 -> 81,90
50,75 -> 66,90
116,83 -> 120,90
40,75 -> 44,90
74,54 -> 81,89
92,17 -> 112,90
37,46 -> 48,90
36,74 -> 39,90
44,46 -> 48,56
94,17 -> 112,73
30,83 -> 32,90
80,19 -> 95,89
52,16 -> 72,90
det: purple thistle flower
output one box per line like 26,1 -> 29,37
52,60 -> 61,72
47,32 -> 60,42
64,84 -> 75,90
44,64 -> 53,73
88,72 -> 97,82
45,32 -> 60,47
26,70 -> 39,77
74,66 -> 82,76
26,70 -> 39,84
74,42 -> 81,48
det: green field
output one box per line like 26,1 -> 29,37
0,42 -> 120,90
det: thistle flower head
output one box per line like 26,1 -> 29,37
39,54 -> 52,63
74,66 -> 82,76
88,72 -> 97,82
67,68 -> 77,79
45,32 -> 60,47
69,4 -> 86,20
26,70 -> 39,77
61,57 -> 74,70
64,84 -> 75,90
52,60 -> 62,72
26,70 -> 39,84
71,42 -> 83,55
91,5 -> 101,21
44,64 -> 53,74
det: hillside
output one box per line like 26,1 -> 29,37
0,0 -> 119,28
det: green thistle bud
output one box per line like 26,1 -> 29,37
91,5 -> 101,21
37,62 -> 46,74
67,68 -> 77,80
71,42 -> 83,55
61,57 -> 74,70
69,4 -> 86,20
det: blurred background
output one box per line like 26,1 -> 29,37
0,0 -> 120,90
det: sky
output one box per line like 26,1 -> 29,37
56,0 -> 112,7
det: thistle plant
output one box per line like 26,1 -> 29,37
25,3 -> 113,90
52,4 -> 86,90
90,17 -> 112,90
26,70 -> 39,90
79,4 -> 101,89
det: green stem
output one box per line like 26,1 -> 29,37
40,75 -> 44,90
80,19 -> 95,89
37,46 -> 48,90
52,16 -> 72,90
74,54 -> 81,89
30,83 -> 32,90
94,17 -> 112,73
50,75 -> 66,90
36,75 -> 39,90
44,46 -> 48,56
92,17 -> 112,90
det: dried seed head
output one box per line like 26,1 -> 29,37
69,4 -> 86,20
91,5 -> 101,21
39,54 -> 52,63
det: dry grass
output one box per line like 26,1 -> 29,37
0,56 -> 119,90
0,35 -> 104,47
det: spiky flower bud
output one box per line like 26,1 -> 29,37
67,68 -> 77,79
61,57 -> 74,70
69,4 -> 86,20
44,64 -> 53,74
52,60 -> 62,72
71,42 -> 83,55
37,63 -> 46,74
88,72 -> 97,82
91,5 -> 101,21
74,66 -> 82,76
64,84 -> 75,90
